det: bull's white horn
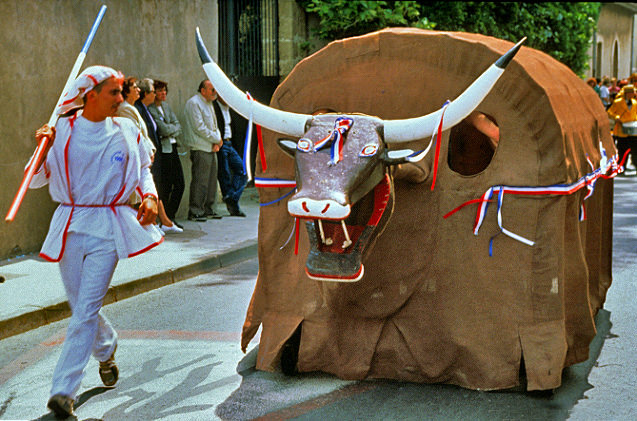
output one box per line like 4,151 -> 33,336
196,27 -> 310,137
383,37 -> 526,144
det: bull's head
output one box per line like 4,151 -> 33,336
195,28 -> 524,282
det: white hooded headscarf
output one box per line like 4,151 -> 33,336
56,65 -> 123,115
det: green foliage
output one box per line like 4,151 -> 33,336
299,1 -> 435,40
299,1 -> 601,75
419,2 -> 601,75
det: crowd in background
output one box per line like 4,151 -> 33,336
588,73 -> 637,172
116,76 -> 248,236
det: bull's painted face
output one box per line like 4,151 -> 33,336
279,115 -> 403,282
195,28 -> 524,282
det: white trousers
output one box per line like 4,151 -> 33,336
50,232 -> 119,399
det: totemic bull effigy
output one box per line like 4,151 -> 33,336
196,28 -> 617,391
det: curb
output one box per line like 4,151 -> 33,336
0,241 -> 257,341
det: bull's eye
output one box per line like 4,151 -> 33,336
359,144 -> 378,157
297,138 -> 313,153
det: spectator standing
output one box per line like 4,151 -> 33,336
117,77 -> 156,170
594,77 -> 602,96
213,96 -> 247,216
610,77 -> 620,102
135,79 -> 181,233
183,79 -> 223,221
608,84 -> 637,172
30,66 -> 161,418
149,80 -> 185,230
600,77 -> 611,108
134,79 -> 161,181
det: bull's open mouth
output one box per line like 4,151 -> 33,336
304,174 -> 392,282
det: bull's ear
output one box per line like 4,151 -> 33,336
383,149 -> 415,165
277,139 -> 297,158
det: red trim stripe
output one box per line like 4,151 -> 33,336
128,237 -> 164,258
256,124 -> 267,172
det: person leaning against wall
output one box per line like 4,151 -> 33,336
134,78 -> 182,233
148,79 -> 185,232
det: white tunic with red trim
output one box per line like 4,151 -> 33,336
30,112 -> 163,261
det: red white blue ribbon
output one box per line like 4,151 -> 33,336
243,93 -> 254,181
310,116 -> 353,165
445,143 -> 622,256
254,176 -> 299,253
243,92 -> 266,182
254,177 -> 297,207
254,177 -> 296,189
430,101 -> 450,191
398,102 -> 449,168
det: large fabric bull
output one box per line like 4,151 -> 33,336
196,28 -> 616,391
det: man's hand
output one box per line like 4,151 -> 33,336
137,195 -> 158,226
212,143 -> 221,153
35,124 -> 56,150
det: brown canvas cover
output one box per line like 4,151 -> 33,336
241,28 -> 614,391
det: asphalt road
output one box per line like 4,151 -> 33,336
2,175 -> 637,420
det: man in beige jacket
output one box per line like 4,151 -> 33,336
183,79 -> 223,220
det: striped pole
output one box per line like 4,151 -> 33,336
5,5 -> 107,222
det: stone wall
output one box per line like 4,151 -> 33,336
0,0 -> 218,261
277,0 -> 326,77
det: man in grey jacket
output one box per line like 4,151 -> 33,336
183,79 -> 223,221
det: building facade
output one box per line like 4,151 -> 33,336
588,3 -> 637,80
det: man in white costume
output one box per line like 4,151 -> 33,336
29,65 -> 162,418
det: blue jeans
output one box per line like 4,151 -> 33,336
217,141 -> 247,205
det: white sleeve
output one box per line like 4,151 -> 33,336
136,132 -> 158,198
27,150 -> 50,189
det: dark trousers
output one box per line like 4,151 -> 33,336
189,149 -> 218,216
157,148 -> 185,220
615,135 -> 637,168
217,141 -> 247,205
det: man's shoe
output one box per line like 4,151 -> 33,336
173,221 -> 184,229
230,208 -> 247,217
188,213 -> 207,222
47,394 -> 74,419
99,345 -> 119,387
205,211 -> 222,219
226,201 -> 247,217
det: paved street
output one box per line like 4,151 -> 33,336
1,175 -> 637,420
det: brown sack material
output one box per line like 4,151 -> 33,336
241,28 -> 614,391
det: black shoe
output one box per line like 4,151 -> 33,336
47,394 -> 75,419
226,201 -> 247,217
188,213 -> 207,222
204,211 -> 222,219
231,209 -> 247,217
173,221 -> 184,229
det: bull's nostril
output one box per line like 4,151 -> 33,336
302,201 -> 310,213
321,204 -> 330,214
